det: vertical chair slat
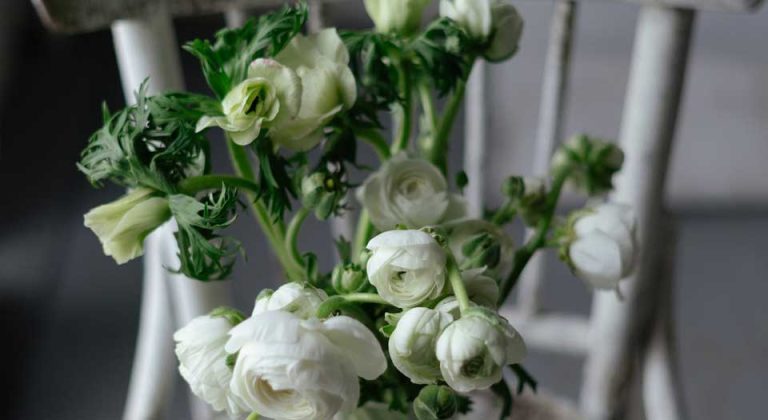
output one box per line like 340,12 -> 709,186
580,6 -> 695,420
113,8 -> 232,420
464,60 -> 488,218
515,0 -> 578,316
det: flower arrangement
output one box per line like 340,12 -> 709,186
78,1 -> 638,419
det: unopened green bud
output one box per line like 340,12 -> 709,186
461,233 -> 501,271
502,176 -> 526,199
301,173 -> 327,209
332,264 -> 367,294
301,172 -> 346,220
551,135 -> 624,196
414,385 -> 457,420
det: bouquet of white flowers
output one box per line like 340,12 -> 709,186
78,1 -> 637,419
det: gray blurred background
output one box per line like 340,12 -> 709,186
1,0 -> 766,419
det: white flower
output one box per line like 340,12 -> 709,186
444,218 -> 514,279
196,58 -> 302,146
366,230 -> 447,308
363,0 -> 432,35
461,268 -> 500,308
270,29 -> 357,151
568,203 -> 638,290
358,154 -> 466,231
252,282 -> 328,319
435,308 -> 526,392
83,188 -> 171,264
335,402 -> 409,420
389,307 -> 454,384
174,315 -> 246,416
226,311 -> 387,420
439,0 -> 523,62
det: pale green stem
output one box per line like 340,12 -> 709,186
391,65 -> 413,155
352,210 -> 374,262
418,83 -> 438,154
343,293 -> 390,305
357,128 -> 391,161
430,80 -> 467,174
285,207 -> 310,270
447,256 -> 471,314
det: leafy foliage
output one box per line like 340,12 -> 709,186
169,188 -> 242,281
78,81 -> 217,192
251,139 -> 298,219
184,2 -> 308,98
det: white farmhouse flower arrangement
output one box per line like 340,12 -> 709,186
78,1 -> 638,419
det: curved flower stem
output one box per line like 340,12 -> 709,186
447,256 -> 471,315
497,169 -> 571,305
391,65 -> 413,155
357,128 -> 391,161
285,207 -> 310,271
343,293 -> 390,305
352,210 -> 374,262
178,175 -> 260,196
429,80 -> 467,174
226,139 -> 304,281
418,82 -> 438,154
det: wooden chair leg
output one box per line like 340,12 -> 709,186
579,6 -> 695,420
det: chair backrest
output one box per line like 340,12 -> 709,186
31,1 -> 764,420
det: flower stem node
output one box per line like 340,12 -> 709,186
551,134 -> 625,196
332,263 -> 368,294
413,385 -> 458,420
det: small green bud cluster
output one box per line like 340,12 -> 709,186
331,263 -> 368,294
551,134 -> 624,196
502,176 -> 548,226
460,232 -> 501,271
300,168 -> 348,220
413,385 -> 458,420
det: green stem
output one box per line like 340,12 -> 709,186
357,128 -> 391,161
285,207 -> 309,270
391,65 -> 413,155
343,293 -> 390,305
447,257 -> 471,314
497,170 -> 570,305
430,80 -> 467,173
178,175 -> 260,196
352,210 -> 375,262
226,140 -> 303,280
490,200 -> 517,225
418,83 -> 438,155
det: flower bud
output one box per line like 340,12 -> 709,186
440,0 -> 524,62
252,283 -> 328,319
332,264 -> 368,294
389,307 -> 453,384
364,0 -> 432,35
444,219 -> 514,279
301,169 -> 347,220
84,188 -> 171,264
551,135 -> 625,196
413,385 -> 458,420
460,232 -> 502,271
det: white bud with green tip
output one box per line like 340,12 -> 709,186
252,282 -> 328,319
389,307 -> 454,384
413,385 -> 458,420
83,187 -> 171,264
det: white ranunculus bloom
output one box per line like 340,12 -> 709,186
270,29 -> 357,151
440,0 -> 523,62
252,282 -> 328,319
363,0 -> 432,35
196,58 -> 302,146
226,311 -> 387,420
84,188 -> 171,264
568,203 -> 638,290
461,268 -> 500,308
366,230 -> 447,308
435,308 -> 526,392
389,307 -> 454,384
174,315 -> 246,417
358,154 -> 466,231
444,218 -> 514,279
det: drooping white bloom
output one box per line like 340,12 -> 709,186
435,308 -> 526,392
363,0 -> 432,35
252,282 -> 328,319
366,230 -> 447,308
389,307 -> 454,384
226,311 -> 387,420
568,203 -> 638,290
196,58 -> 302,146
358,154 -> 466,231
439,0 -> 524,62
174,315 -> 246,417
83,187 -> 171,264
270,29 -> 357,151
444,218 -> 514,279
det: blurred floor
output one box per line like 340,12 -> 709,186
1,2 -> 767,419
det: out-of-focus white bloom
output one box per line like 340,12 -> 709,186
84,188 -> 171,264
358,154 -> 466,231
389,307 -> 454,384
434,296 -> 463,319
444,219 -> 514,279
461,268 -> 500,308
270,29 -> 357,151
174,315 -> 246,417
366,230 -> 447,308
252,282 -> 328,319
363,0 -> 432,34
226,311 -> 386,420
567,203 -> 637,290
196,58 -> 301,146
335,402 -> 409,420
439,0 -> 523,62
435,308 -> 526,392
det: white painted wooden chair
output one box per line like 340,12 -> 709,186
31,0 -> 764,419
